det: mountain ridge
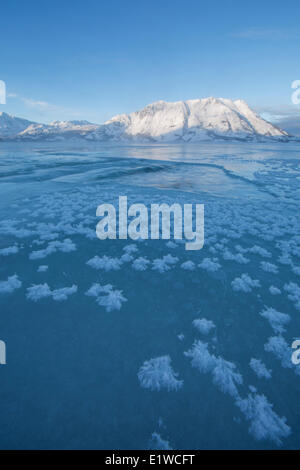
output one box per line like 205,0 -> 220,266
0,98 -> 292,142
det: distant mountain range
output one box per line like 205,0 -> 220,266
0,97 -> 293,142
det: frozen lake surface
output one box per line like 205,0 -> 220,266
0,141 -> 300,449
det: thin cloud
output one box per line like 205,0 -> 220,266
8,92 -> 60,111
256,105 -> 300,136
21,97 -> 56,110
7,92 -> 84,120
255,104 -> 300,118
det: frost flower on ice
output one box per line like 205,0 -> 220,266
184,340 -> 217,374
211,357 -> 243,398
264,335 -> 293,369
165,241 -> 177,249
249,358 -> 272,379
198,258 -> 221,273
123,244 -> 138,254
148,432 -> 173,450
85,283 -> 112,298
259,307 -> 290,334
26,283 -> 77,302
192,318 -> 215,335
236,393 -> 290,445
163,254 -> 179,265
120,253 -> 134,263
86,255 -> 123,271
278,253 -> 292,266
260,262 -> 278,274
29,238 -> 76,260
152,255 -> 178,273
97,289 -> 127,312
269,286 -> 281,295
37,265 -> 48,272
180,261 -> 196,271
292,266 -> 300,276
52,285 -> 78,301
231,274 -> 261,293
223,250 -> 249,264
26,283 -> 52,301
138,356 -> 183,391
85,283 -> 127,312
184,340 -> 242,397
132,257 -> 150,271
0,275 -> 22,294
0,245 -> 19,256
284,282 -> 300,310
248,246 -> 271,258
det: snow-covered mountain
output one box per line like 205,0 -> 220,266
17,120 -> 99,140
0,113 -> 99,140
101,97 -> 289,142
0,98 -> 291,142
0,112 -> 36,138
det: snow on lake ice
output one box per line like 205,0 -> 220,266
0,141 -> 300,449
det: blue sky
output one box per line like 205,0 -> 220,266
1,0 -> 300,132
